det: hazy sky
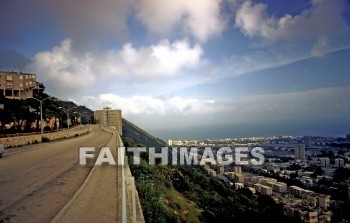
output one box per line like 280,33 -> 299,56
1,0 -> 350,139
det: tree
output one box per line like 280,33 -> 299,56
333,167 -> 350,182
311,166 -> 324,178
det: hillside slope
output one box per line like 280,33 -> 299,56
0,92 -> 93,134
121,121 -> 295,223
122,118 -> 165,148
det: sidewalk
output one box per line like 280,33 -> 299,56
51,127 -> 119,222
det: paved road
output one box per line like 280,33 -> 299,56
0,128 -> 112,223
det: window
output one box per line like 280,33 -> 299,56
6,82 -> 13,88
6,75 -> 13,81
20,75 -> 23,80
26,82 -> 28,86
29,81 -> 32,85
5,90 -> 12,97
25,75 -> 28,79
20,83 -> 23,88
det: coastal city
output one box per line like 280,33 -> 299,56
168,135 -> 350,223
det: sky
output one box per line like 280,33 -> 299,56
1,0 -> 350,140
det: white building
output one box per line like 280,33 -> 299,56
295,144 -> 306,160
320,158 -> 330,168
94,107 -> 122,135
334,158 -> 344,168
304,136 -> 311,147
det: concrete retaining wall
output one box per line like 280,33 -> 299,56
114,130 -> 145,223
0,125 -> 91,148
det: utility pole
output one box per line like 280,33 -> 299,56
28,96 -> 51,134
59,106 -> 77,129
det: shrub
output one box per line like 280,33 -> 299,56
42,137 -> 51,142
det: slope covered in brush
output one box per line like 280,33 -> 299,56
121,121 -> 295,223
122,118 -> 165,148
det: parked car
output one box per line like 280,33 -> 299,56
0,144 -> 4,158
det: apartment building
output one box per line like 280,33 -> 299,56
94,106 -> 122,135
253,183 -> 272,196
260,185 -> 272,196
216,165 -> 224,174
234,173 -> 244,183
234,166 -> 242,174
295,144 -> 306,160
0,71 -> 37,99
235,183 -> 244,190
320,158 -> 330,168
284,205 -> 331,223
284,205 -> 318,223
318,195 -> 330,210
267,182 -> 287,193
334,158 -> 344,168
210,170 -> 217,177
290,186 -> 313,198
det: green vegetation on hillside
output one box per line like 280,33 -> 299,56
122,119 -> 165,148
0,91 -> 93,134
122,122 -> 296,223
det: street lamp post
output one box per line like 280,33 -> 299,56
59,106 -> 77,129
28,96 -> 51,134
83,112 -> 91,132
73,112 -> 82,129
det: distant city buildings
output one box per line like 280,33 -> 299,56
94,106 -> 122,135
0,71 -> 41,99
253,184 -> 271,196
234,166 -> 242,174
334,158 -> 344,168
194,134 -> 350,223
304,136 -> 311,148
295,144 -> 306,160
235,182 -> 244,190
283,205 -> 331,223
320,158 -> 330,168
226,166 -> 244,183
216,165 -> 224,174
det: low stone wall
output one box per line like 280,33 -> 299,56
0,126 -> 91,148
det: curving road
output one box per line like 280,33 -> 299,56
0,127 -> 112,223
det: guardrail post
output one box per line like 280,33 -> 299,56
130,177 -> 137,223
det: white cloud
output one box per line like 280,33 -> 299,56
30,38 -> 204,97
235,0 -> 349,43
77,87 -> 350,131
78,94 -> 218,116
30,39 -> 96,95
311,37 -> 329,57
235,1 -> 272,39
223,0 -> 350,77
224,40 -> 350,77
227,0 -> 350,76
44,0 -> 132,47
136,0 -> 225,42
100,39 -> 203,79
